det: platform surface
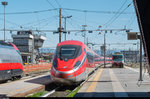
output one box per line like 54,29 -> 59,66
75,66 -> 150,97
0,72 -> 52,97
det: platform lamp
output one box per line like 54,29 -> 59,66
1,1 -> 8,41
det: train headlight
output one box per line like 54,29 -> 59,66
53,61 -> 57,69
73,61 -> 81,69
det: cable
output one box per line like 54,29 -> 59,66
61,8 -> 134,14
0,7 -> 134,15
126,15 -> 136,28
0,18 -> 21,28
21,15 -> 58,27
105,1 -> 132,28
46,0 -> 56,9
55,0 -> 62,8
0,8 -> 58,15
103,0 -> 128,27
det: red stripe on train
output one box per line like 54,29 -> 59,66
0,63 -> 23,71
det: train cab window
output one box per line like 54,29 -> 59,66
56,45 -> 82,60
113,55 -> 122,60
60,47 -> 76,57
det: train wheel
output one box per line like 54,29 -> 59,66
0,80 -> 8,83
112,64 -> 114,68
120,65 -> 123,68
16,75 -> 22,79
12,75 -> 22,81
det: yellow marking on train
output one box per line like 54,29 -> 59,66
86,68 -> 103,92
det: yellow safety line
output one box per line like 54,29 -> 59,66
86,68 -> 103,92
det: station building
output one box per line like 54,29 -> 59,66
12,30 -> 46,64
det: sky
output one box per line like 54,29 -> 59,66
0,0 -> 140,50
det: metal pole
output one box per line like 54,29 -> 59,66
137,41 -> 139,63
31,34 -> 34,64
1,2 -> 8,41
4,5 -> 6,41
139,35 -> 143,81
64,18 -> 66,41
104,33 -> 106,68
59,8 -> 61,43
82,25 -> 87,44
62,15 -> 72,41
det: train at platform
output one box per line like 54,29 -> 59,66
0,41 -> 24,83
112,53 -> 124,68
51,40 -> 112,85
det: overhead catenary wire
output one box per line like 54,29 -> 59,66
45,0 -> 59,24
61,8 -> 134,14
103,0 -> 128,27
21,15 -> 58,27
0,8 -> 58,15
0,8 -> 134,15
125,15 -> 136,29
46,0 -> 56,9
55,0 -> 62,8
104,1 -> 132,28
0,15 -> 58,30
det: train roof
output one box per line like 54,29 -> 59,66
57,40 -> 100,57
0,41 -> 19,51
0,40 -> 12,46
112,54 -> 123,56
57,40 -> 84,46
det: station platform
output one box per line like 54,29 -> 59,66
0,72 -> 51,97
75,66 -> 150,97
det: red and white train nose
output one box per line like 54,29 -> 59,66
51,54 -> 87,85
51,66 -> 77,85
50,40 -> 111,85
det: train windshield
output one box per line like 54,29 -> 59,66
60,47 -> 76,57
56,45 -> 82,59
112,55 -> 123,60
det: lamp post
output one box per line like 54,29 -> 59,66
82,25 -> 87,44
104,32 -> 106,68
62,15 -> 72,41
139,35 -> 143,81
1,1 -> 8,41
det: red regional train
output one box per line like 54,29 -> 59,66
51,40 -> 112,85
0,41 -> 24,83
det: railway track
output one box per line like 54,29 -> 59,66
41,65 -> 102,97
0,65 -> 102,97
0,71 -> 50,84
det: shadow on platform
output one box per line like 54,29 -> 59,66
74,92 -> 150,97
0,94 -> 8,98
87,80 -> 114,83
25,75 -> 52,85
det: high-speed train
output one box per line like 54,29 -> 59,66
51,40 -> 112,85
0,41 -> 24,83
